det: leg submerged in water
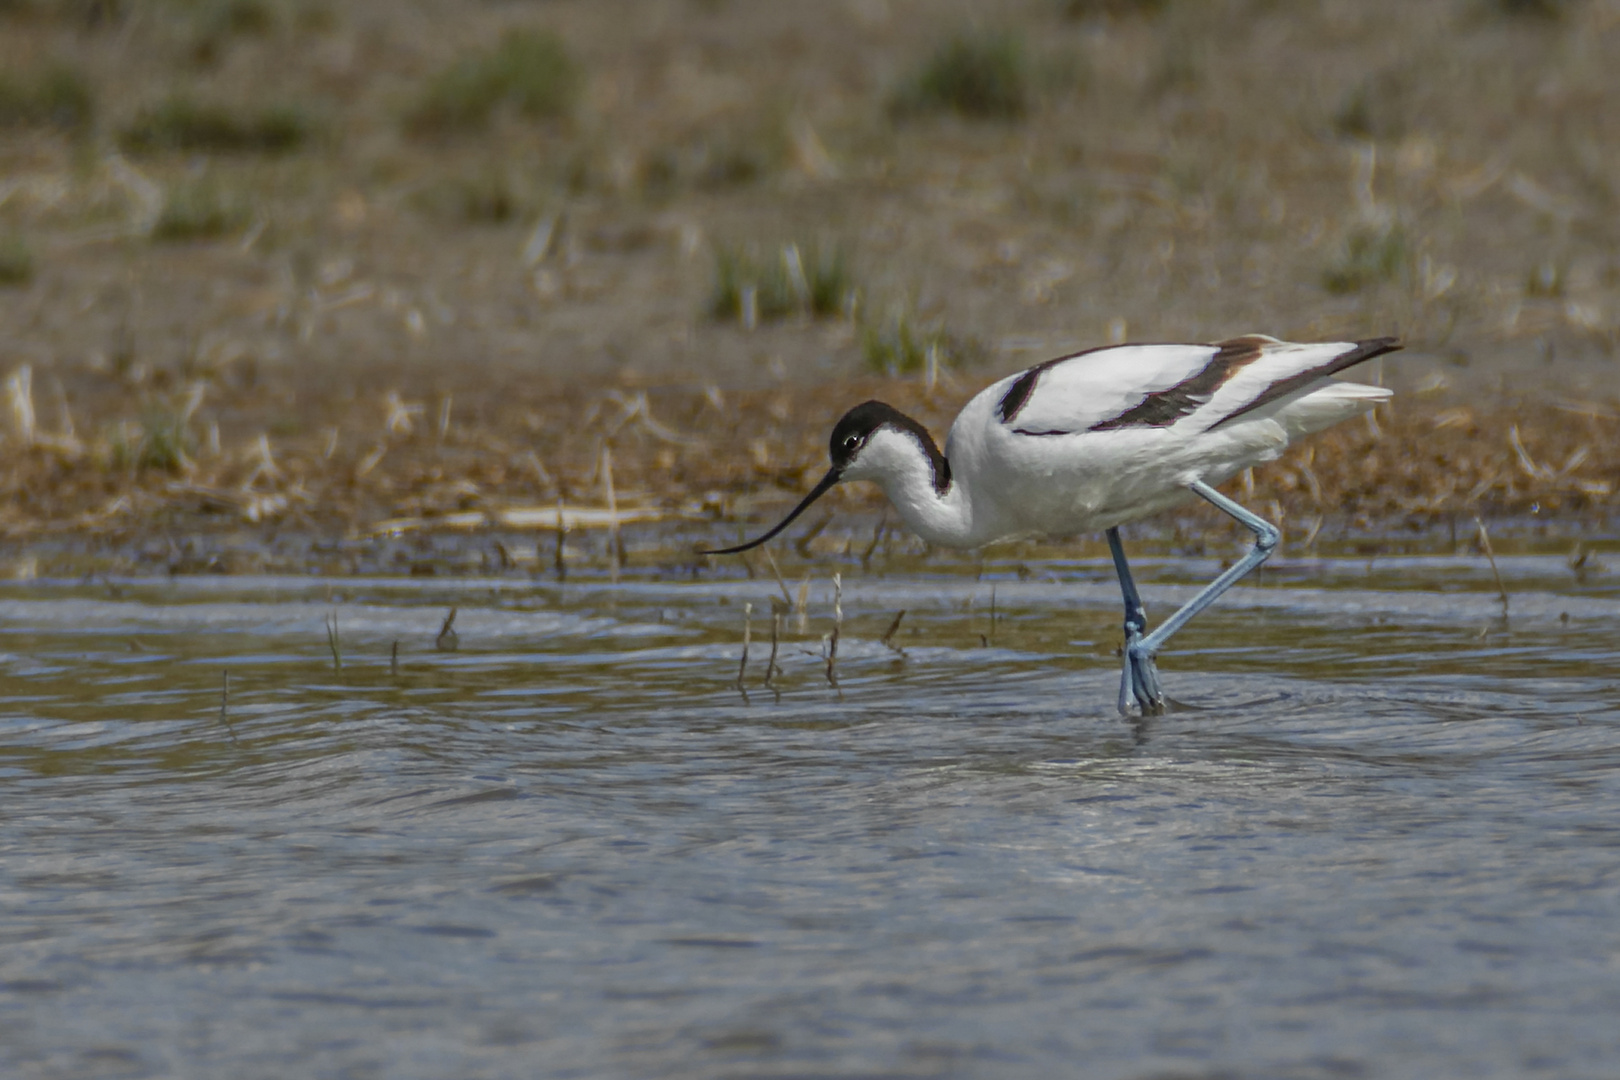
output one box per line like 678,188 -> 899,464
1111,480 -> 1281,717
1106,526 -> 1164,717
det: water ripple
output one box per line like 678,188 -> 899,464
1,569 -> 1618,1078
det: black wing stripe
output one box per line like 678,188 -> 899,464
996,343 -> 1124,424
996,368 -> 1045,425
1087,336 -> 1270,432
1206,337 -> 1402,431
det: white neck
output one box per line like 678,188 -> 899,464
843,427 -> 978,548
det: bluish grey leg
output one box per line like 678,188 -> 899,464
1124,480 -> 1281,705
1107,526 -> 1164,717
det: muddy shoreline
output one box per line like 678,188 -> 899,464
3,364 -> 1616,579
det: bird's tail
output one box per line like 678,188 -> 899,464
1277,382 -> 1390,438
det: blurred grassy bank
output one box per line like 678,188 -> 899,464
1,0 -> 1617,562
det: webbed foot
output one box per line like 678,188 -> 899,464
1119,631 -> 1165,717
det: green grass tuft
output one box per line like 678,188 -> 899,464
862,311 -> 986,374
892,31 -> 1030,121
406,29 -> 580,136
0,234 -> 35,286
152,181 -> 252,242
109,408 -> 195,472
119,96 -> 312,154
862,317 -> 938,375
709,243 -> 853,324
135,408 -> 195,471
412,172 -> 538,224
1492,0 -> 1568,17
1322,223 -> 1408,294
1525,261 -> 1564,298
203,0 -> 276,35
0,0 -> 130,19
0,63 -> 94,131
1333,72 -> 1406,141
185,0 -> 280,65
1060,0 -> 1169,18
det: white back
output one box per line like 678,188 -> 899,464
1000,344 -> 1222,433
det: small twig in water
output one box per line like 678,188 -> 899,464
793,512 -> 833,559
391,639 -> 400,676
736,601 -> 752,692
325,610 -> 342,671
1567,541 -> 1601,581
767,597 -> 788,688
524,450 -> 553,487
860,511 -> 887,570
825,572 -> 842,688
602,444 -> 620,582
1302,514 -> 1324,550
880,610 -> 907,656
553,498 -> 568,582
218,669 -> 239,744
436,607 -> 460,651
762,548 -> 793,608
1474,516 -> 1509,614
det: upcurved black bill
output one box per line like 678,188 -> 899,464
701,468 -> 842,555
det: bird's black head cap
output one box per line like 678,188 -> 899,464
830,400 -> 950,492
829,401 -> 906,470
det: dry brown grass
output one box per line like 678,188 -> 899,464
0,358 -> 1613,567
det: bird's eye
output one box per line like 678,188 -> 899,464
843,435 -> 860,450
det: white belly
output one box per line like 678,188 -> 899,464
963,417 -> 1290,542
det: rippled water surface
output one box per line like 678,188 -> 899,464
3,557 -> 1620,1079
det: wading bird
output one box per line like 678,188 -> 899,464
705,335 -> 1401,716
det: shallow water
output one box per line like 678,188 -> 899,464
3,557 -> 1619,1079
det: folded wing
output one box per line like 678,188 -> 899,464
996,336 -> 1401,437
